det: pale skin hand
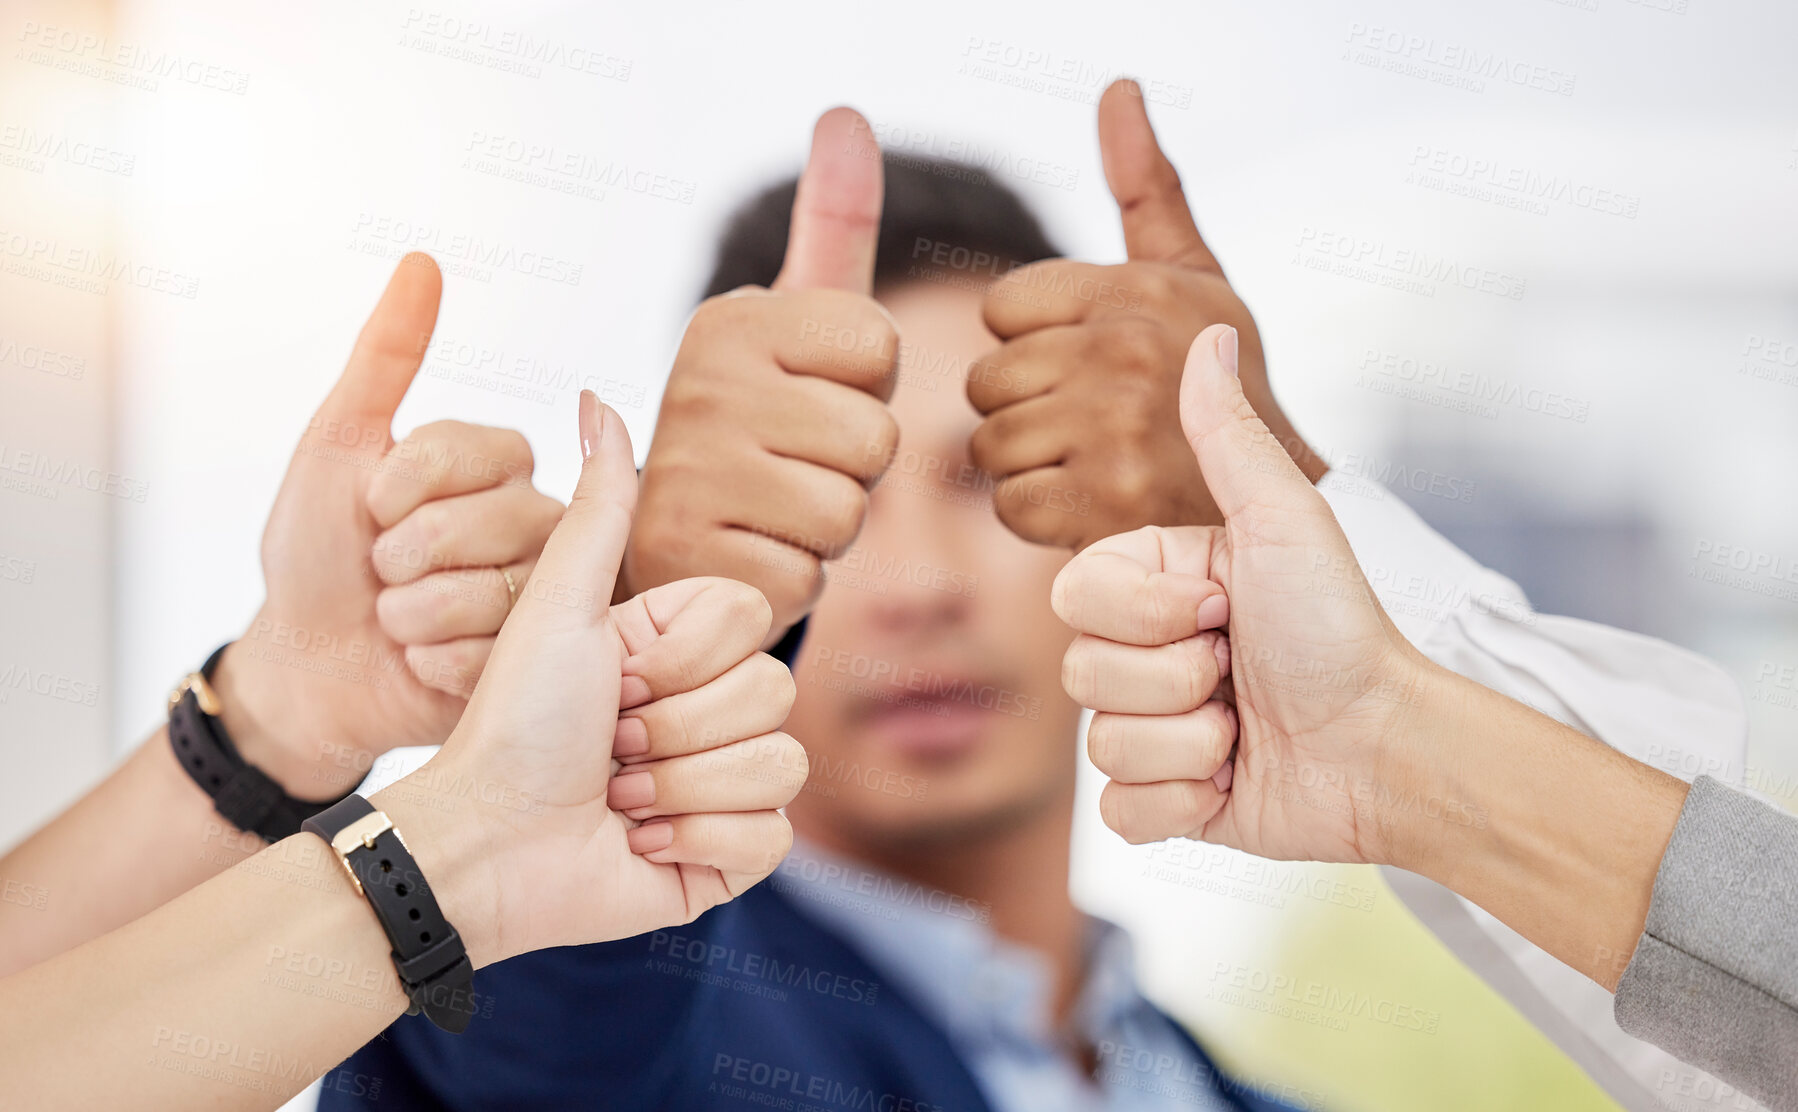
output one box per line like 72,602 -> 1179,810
621,107 -> 901,640
0,395 -> 804,1112
0,256 -> 688,976
968,78 -> 1326,551
1054,323 -> 1420,863
395,392 -> 806,962
1053,325 -> 1689,989
221,252 -> 565,791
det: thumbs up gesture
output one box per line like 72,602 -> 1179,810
968,80 -> 1322,551
622,108 -> 901,639
380,395 -> 803,964
209,254 -> 567,798
1052,325 -> 1433,866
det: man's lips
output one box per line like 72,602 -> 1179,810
846,665 -> 1019,761
860,697 -> 993,761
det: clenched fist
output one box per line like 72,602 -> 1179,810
1052,324 -> 1427,864
213,255 -> 563,798
622,108 -> 900,640
967,79 -> 1324,550
394,394 -> 805,965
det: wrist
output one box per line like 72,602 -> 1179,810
1360,657 -> 1489,878
1374,662 -> 1689,987
210,637 -> 368,798
370,760 -> 507,969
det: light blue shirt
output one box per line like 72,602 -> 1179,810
768,840 -> 1238,1112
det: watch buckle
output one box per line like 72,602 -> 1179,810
168,671 -> 222,717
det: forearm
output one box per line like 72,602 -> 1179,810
0,786 -> 488,1112
1390,665 -> 1689,990
0,729 -> 259,976
0,646 -> 376,977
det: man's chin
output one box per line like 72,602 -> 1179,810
821,782 -> 1062,856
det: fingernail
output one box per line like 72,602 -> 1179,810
1213,759 -> 1234,793
613,715 -> 650,757
1118,77 -> 1142,99
579,389 -> 602,460
1213,635 -> 1231,679
618,674 -> 652,709
1216,326 -> 1239,379
627,821 -> 674,855
609,770 -> 656,811
1194,592 -> 1229,630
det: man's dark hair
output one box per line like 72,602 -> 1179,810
700,154 -> 1062,299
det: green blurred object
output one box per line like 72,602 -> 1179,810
1180,864 -> 1622,1112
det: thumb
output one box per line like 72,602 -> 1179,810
772,107 -> 884,293
1097,79 -> 1220,272
517,391 -> 639,625
1180,325 -> 1313,520
318,253 -> 442,431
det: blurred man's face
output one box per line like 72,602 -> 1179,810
783,281 -> 1084,852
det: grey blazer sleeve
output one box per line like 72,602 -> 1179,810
1615,775 -> 1798,1110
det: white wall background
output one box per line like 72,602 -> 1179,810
5,0 -> 1797,1108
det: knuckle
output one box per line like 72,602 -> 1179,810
670,696 -> 707,750
407,502 -> 453,559
1098,782 -> 1124,833
365,471 -> 403,522
371,534 -> 420,584
994,488 -> 1069,549
1098,317 -> 1163,368
754,654 -> 799,717
857,407 -> 901,483
1110,456 -> 1159,511
1133,582 -> 1173,644
412,418 -> 459,437
1169,779 -> 1208,823
498,427 -> 534,469
776,734 -> 809,790
1048,565 -> 1083,629
1129,265 -> 1179,308
405,646 -> 438,686
1061,643 -> 1094,704
767,812 -> 795,863
967,419 -> 1003,477
983,266 -> 1033,309
843,296 -> 900,352
814,478 -> 868,552
688,294 -> 739,338
1197,705 -> 1232,764
719,577 -> 776,642
772,564 -> 824,630
1086,715 -> 1126,775
1174,639 -> 1216,711
1099,783 -> 1146,844
374,587 -> 410,636
992,483 -> 1031,537
528,491 -> 566,534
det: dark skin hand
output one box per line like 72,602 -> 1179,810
968,78 -> 1326,551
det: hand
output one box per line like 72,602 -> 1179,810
968,79 -> 1323,550
1055,330 -> 1699,991
378,394 -> 805,965
622,108 -> 901,639
1052,324 -> 1434,865
210,255 -> 564,796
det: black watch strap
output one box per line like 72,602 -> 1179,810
167,643 -> 356,842
302,795 -> 476,1033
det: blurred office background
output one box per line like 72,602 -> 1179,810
3,1 -> 1795,1109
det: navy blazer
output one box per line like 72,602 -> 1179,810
323,881 -> 1300,1111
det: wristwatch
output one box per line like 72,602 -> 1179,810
168,643 -> 356,842
302,794 -> 477,1033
